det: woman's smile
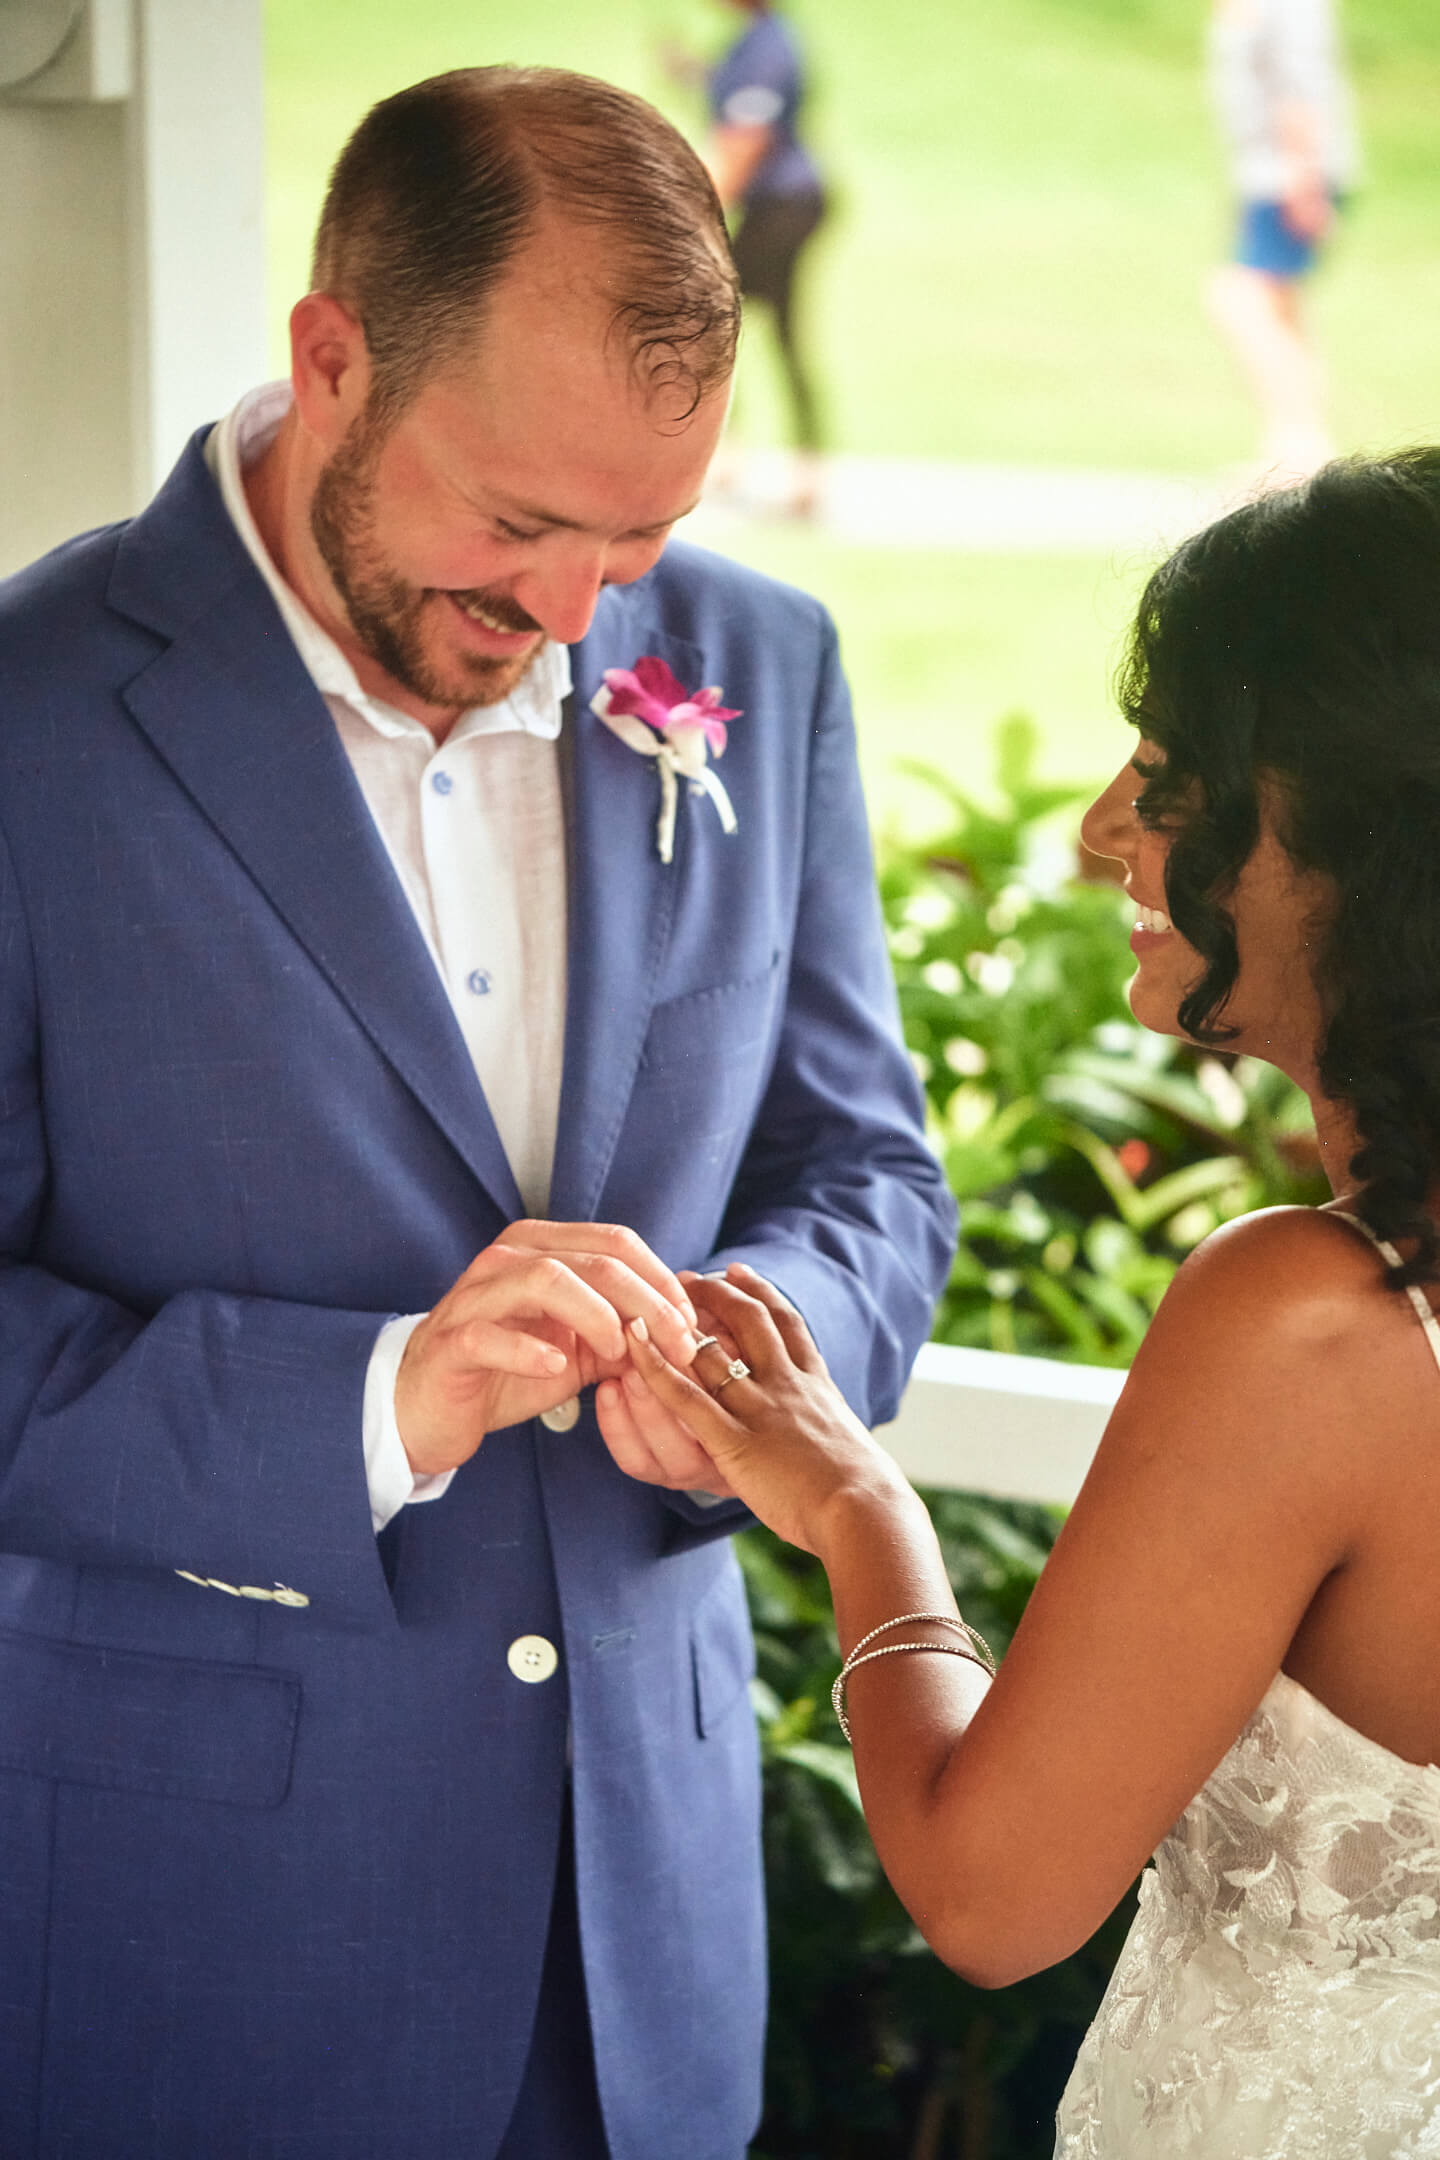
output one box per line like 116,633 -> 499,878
1130,901 -> 1173,950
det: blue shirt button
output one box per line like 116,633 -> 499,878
431,771 -> 453,796
466,969 -> 493,996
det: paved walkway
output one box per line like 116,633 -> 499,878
683,445 -> 1256,556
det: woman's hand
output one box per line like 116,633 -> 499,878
619,1263 -> 914,1555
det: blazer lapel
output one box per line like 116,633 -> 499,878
548,616 -> 705,1222
107,440 -> 524,1220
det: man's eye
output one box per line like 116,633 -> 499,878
495,520 -> 541,543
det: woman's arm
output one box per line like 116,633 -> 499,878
623,1212 -> 1395,1985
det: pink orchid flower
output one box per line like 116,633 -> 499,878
600,656 -> 742,758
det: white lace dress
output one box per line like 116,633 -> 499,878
1056,1225 -> 1440,2157
1054,1674 -> 1440,2155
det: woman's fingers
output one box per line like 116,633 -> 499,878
620,1365 -> 736,1494
593,1367 -> 735,1497
626,1319 -> 745,1455
686,1276 -> 793,1381
592,1376 -> 659,1483
723,1264 -> 827,1372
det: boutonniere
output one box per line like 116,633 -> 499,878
590,657 -> 742,865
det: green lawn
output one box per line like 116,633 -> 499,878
701,528 -> 1139,832
261,0 -> 1440,823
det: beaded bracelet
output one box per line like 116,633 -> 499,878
831,1611 -> 996,1743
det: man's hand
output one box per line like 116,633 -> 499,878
395,1222 -> 700,1477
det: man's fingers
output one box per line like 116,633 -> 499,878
468,1242 -> 699,1363
441,1256 -> 627,1365
574,1255 -> 699,1360
458,1319 -> 570,1378
495,1220 -> 698,1328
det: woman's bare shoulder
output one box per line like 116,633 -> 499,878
1102,1201 -> 1433,1509
1099,1203 -> 1422,1471
1157,1203 -> 1393,1349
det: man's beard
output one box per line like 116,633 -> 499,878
309,410 -> 542,711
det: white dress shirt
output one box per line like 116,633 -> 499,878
207,385 -> 570,1529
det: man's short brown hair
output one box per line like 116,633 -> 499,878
311,66 -> 740,422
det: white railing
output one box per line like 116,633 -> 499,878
877,1343 -> 1124,1506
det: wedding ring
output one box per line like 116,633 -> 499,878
691,1334 -> 719,1353
713,1357 -> 750,1392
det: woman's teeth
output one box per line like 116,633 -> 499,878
1135,903 -> 1171,933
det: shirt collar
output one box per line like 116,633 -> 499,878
205,383 -> 570,745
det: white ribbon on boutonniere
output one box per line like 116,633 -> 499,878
590,657 -> 742,865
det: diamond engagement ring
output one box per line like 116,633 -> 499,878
712,1358 -> 750,1392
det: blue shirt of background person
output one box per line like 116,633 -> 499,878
707,12 -> 819,204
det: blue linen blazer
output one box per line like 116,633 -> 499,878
0,434 -> 955,2159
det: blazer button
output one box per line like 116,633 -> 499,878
507,1634 -> 559,1684
539,1396 -> 580,1433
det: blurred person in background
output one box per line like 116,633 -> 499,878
671,2 -> 829,516
1207,0 -> 1359,482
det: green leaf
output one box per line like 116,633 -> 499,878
770,1738 -> 866,1814
1020,1267 -> 1110,1360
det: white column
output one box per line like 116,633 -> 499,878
0,0 -> 266,575
127,0 -> 267,504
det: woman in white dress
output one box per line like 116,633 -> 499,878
603,451 -> 1440,2154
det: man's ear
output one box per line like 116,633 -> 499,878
289,292 -> 371,448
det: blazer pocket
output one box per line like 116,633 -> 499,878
0,1629 -> 300,1809
644,954 -> 783,1059
641,958 -> 784,1163
690,1560 -> 757,1739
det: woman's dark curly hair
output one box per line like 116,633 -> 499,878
1117,448 -> 1440,1285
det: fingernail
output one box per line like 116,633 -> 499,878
629,1317 -> 649,1344
544,1350 -> 567,1373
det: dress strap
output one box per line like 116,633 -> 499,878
1327,1208 -> 1440,1375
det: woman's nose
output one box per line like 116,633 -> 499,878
1079,767 -> 1137,867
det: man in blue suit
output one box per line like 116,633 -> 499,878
0,66 -> 954,2160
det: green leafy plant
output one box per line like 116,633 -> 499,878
747,721 -> 1325,2158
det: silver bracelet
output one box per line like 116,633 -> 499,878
831,1611 -> 996,1744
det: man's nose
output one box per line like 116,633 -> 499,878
514,548 -> 611,647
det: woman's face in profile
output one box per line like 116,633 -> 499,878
1082,747 -> 1335,1090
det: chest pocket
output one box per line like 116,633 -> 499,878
639,956 -> 784,1177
